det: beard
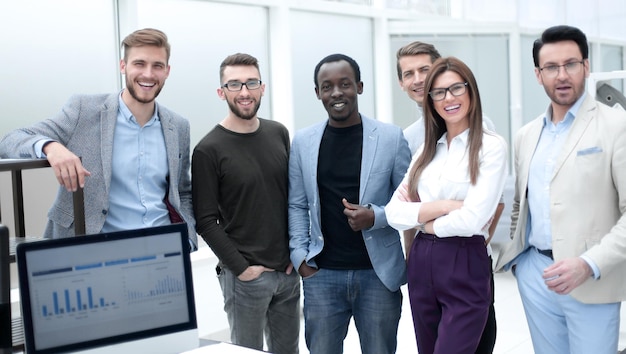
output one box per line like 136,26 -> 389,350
125,78 -> 163,104
545,79 -> 585,108
227,97 -> 261,120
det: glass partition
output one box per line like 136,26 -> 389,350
290,10 -> 375,131
390,34 -> 511,146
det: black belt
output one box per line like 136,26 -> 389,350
537,248 -> 553,260
417,232 -> 485,244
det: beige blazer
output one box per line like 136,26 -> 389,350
495,94 -> 626,304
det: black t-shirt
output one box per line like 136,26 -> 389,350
315,123 -> 372,270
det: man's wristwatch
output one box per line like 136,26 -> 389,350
417,223 -> 426,233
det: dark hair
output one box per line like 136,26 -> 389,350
122,28 -> 171,63
532,25 -> 588,67
408,57 -> 484,196
395,41 -> 441,80
313,54 -> 361,88
219,53 -> 260,81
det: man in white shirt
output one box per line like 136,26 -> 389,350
396,41 -> 502,354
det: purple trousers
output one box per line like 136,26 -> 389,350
407,233 -> 491,354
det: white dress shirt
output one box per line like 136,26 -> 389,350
386,129 -> 508,238
403,106 -> 426,156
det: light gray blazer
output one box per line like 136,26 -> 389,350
288,115 -> 411,292
0,93 -> 197,248
495,94 -> 626,303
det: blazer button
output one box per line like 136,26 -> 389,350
102,210 -> 108,215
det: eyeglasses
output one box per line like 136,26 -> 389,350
428,82 -> 468,101
222,80 -> 262,92
539,61 -> 584,78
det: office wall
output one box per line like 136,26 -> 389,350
390,34 -> 511,145
520,34 -> 551,125
0,0 -> 119,237
476,0 -> 626,42
0,0 -> 119,130
598,44 -> 624,91
289,10 -> 376,130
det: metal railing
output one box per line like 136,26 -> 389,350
0,158 -> 85,352
1,158 -> 82,237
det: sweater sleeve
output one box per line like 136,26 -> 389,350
192,146 -> 249,275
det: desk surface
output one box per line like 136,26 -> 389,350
6,337 -> 258,354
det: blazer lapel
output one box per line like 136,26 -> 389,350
521,121 -> 543,171
305,122 -> 326,222
100,94 -> 118,194
160,111 -> 178,191
511,117 -> 543,248
551,96 -> 595,181
307,123 -> 325,189
518,117 -> 544,202
360,117 -> 378,200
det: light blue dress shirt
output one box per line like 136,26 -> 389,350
527,99 -> 577,251
100,95 -> 170,232
527,93 -> 599,277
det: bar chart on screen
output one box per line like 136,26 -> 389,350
39,285 -> 117,317
28,250 -> 189,332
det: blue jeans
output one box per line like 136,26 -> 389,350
302,268 -> 402,354
217,266 -> 301,354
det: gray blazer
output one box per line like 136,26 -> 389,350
288,115 -> 411,292
0,93 -> 197,248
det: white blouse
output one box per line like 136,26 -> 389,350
385,128 -> 508,238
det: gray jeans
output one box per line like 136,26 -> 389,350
217,266 -> 301,354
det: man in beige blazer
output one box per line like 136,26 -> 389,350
495,25 -> 626,354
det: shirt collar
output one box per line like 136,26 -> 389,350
415,104 -> 424,119
437,127 -> 470,146
543,92 -> 586,127
118,90 -> 160,125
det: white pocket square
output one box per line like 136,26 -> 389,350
577,146 -> 603,156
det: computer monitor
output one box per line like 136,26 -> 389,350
16,223 -> 198,354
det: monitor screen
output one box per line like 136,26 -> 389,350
16,223 -> 197,354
